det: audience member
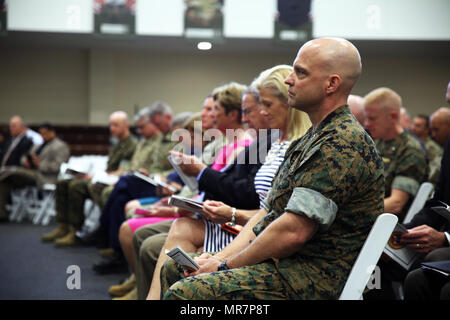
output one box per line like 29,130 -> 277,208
159,37 -> 384,300
41,111 -> 137,245
0,116 -> 33,169
400,107 -> 412,130
429,107 -> 450,148
147,64 -> 312,299
364,88 -> 428,220
131,84 -> 278,300
92,101 -> 178,274
0,123 -> 69,222
365,133 -> 450,300
347,94 -> 365,126
410,114 -> 443,184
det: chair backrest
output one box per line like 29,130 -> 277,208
339,213 -> 398,300
402,182 -> 434,224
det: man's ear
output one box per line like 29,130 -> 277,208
325,74 -> 342,94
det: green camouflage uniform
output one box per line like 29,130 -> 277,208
375,131 -> 428,220
424,136 -> 443,184
55,135 -> 136,229
161,105 -> 385,300
100,132 -> 178,205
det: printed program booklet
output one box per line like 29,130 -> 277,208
168,195 -> 207,217
165,246 -> 199,271
167,155 -> 199,192
383,223 -> 421,270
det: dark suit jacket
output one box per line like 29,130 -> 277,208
405,137 -> 450,232
199,129 -> 280,210
0,135 -> 33,167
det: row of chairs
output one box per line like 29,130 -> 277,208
7,155 -> 109,226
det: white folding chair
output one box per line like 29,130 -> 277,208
31,184 -> 56,225
8,187 -> 35,222
402,182 -> 434,224
339,213 -> 398,300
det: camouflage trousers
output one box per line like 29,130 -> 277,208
55,178 -> 106,229
161,255 -> 297,300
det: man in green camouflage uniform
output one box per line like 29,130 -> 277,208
364,88 -> 428,221
42,111 -> 136,245
410,114 -> 443,184
92,101 -> 179,274
159,38 -> 385,300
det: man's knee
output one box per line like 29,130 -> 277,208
425,247 -> 450,262
140,235 -> 166,262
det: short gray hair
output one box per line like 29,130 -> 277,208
148,100 -> 173,118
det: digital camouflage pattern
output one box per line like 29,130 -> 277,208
375,130 -> 428,219
106,135 -> 137,172
160,105 -> 385,300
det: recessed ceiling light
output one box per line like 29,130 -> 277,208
197,42 -> 212,50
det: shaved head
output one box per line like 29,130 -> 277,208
430,107 -> 450,146
109,110 -> 130,140
300,37 -> 362,94
285,37 -> 362,127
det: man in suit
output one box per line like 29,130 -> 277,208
0,122 -> 70,222
403,135 -> 450,299
0,116 -> 34,168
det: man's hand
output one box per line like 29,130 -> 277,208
184,253 -> 222,277
400,225 -> 447,254
169,151 -> 206,177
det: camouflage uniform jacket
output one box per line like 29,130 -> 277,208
254,105 -> 385,299
106,135 -> 137,172
147,131 -> 178,175
424,136 -> 443,184
375,131 -> 428,218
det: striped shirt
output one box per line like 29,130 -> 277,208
203,139 -> 292,252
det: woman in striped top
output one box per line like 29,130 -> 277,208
201,65 -> 312,252
147,65 -> 312,299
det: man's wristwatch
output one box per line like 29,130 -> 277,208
217,260 -> 230,271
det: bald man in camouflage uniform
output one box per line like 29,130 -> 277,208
42,111 -> 136,245
158,38 -> 385,300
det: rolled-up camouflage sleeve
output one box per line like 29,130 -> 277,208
391,175 -> 420,197
285,187 -> 338,232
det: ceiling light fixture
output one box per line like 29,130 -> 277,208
197,41 -> 212,51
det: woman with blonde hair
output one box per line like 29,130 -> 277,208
147,65 -> 312,299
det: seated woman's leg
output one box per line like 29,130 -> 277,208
147,217 -> 205,300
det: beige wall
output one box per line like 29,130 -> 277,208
0,46 -> 449,126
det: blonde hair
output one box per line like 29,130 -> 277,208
251,65 -> 311,140
364,87 -> 402,113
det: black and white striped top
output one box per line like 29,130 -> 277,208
203,139 -> 292,253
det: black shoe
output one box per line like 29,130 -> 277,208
92,251 -> 128,275
77,225 -> 108,248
